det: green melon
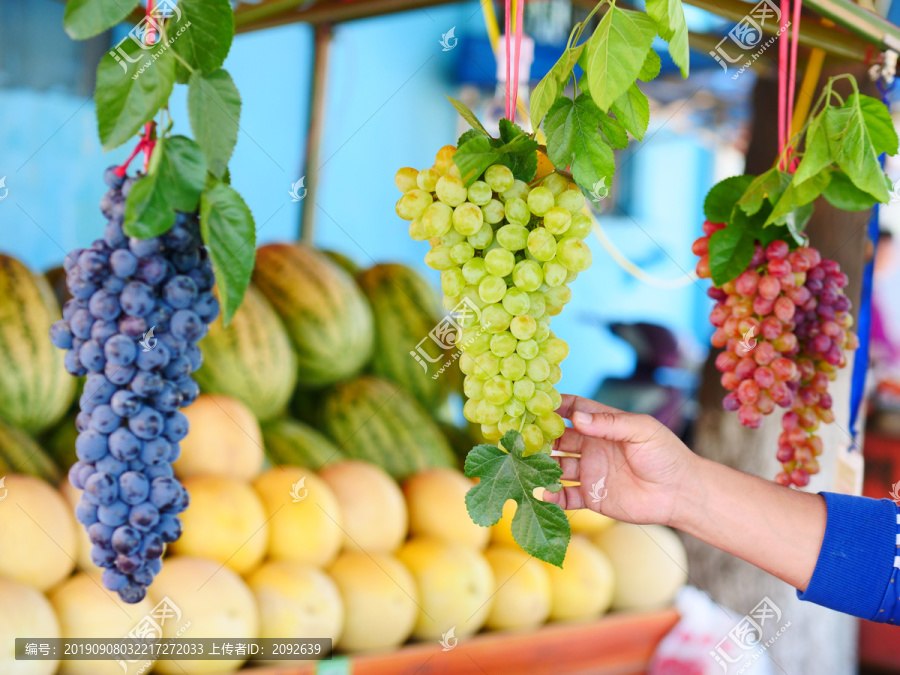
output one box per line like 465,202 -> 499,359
194,284 -> 297,421
322,250 -> 361,276
253,244 -> 374,388
261,418 -> 344,470
356,263 -> 453,411
317,375 -> 455,480
0,255 -> 76,434
0,418 -> 62,484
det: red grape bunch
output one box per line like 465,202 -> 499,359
694,221 -> 858,487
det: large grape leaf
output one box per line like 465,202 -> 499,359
703,174 -> 753,223
737,168 -> 791,216
465,430 -> 570,567
645,0 -> 690,77
200,181 -> 256,325
582,6 -> 656,112
188,69 -> 242,178
170,0 -> 235,83
708,209 -> 758,285
124,136 -> 208,238
853,93 -> 899,156
544,95 -> 615,195
530,44 -> 584,130
95,39 -> 176,151
64,0 -> 137,39
610,84 -> 649,141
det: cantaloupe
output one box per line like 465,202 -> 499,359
0,577 -> 60,675
318,460 -> 407,552
484,545 -> 551,631
591,523 -> 688,611
327,551 -> 418,652
566,508 -> 616,534
0,474 -> 77,590
49,573 -> 155,675
396,538 -> 495,640
148,557 -> 259,674
403,468 -> 489,549
542,536 -> 615,622
247,560 -> 343,661
252,467 -> 343,567
175,394 -> 264,481
170,476 -> 269,574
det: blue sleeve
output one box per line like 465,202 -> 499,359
797,491 -> 900,623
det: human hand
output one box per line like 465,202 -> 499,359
542,395 -> 698,527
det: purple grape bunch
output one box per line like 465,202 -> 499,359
49,166 -> 219,603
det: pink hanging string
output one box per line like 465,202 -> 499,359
777,0 -> 802,171
786,0 -> 803,170
504,0 -> 525,121
505,0 -> 513,120
777,0 -> 789,163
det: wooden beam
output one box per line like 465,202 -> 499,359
234,0 -> 462,32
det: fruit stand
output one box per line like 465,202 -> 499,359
2,0 -> 900,673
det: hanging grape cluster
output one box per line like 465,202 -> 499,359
695,222 -> 858,487
395,146 -> 593,455
49,167 -> 219,603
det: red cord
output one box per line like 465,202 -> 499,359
511,0 -> 524,122
505,0 -> 512,120
778,0 -> 788,164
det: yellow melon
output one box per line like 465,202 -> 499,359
403,468 -> 488,549
542,536 -> 615,622
252,467 -> 342,567
247,560 -> 343,662
0,577 -> 60,675
396,538 -> 494,640
591,523 -> 688,611
148,557 -> 259,674
483,545 -> 551,631
318,460 -> 407,552
175,394 -> 264,481
566,508 -> 616,534
489,500 -> 517,547
58,482 -> 102,578
0,474 -> 77,590
49,572 -> 154,675
327,551 -> 418,652
170,475 -> 269,574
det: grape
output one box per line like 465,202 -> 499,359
526,186 -> 554,216
467,222 -> 494,249
484,165 -> 514,192
98,501 -> 130,527
496,224 -> 528,250
452,202 -> 484,235
696,228 -> 857,487
484,248 -> 515,277
467,181 -> 492,205
512,260 -> 543,291
543,207 -> 572,235
481,199 -> 505,224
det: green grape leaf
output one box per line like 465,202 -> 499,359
124,135 -> 208,238
545,94 -> 615,194
188,69 -> 242,178
64,0 -> 137,40
765,170 -> 831,227
453,135 -> 498,185
738,168 -> 791,216
457,128 -> 484,148
704,175 -> 754,223
170,0 -> 235,84
792,108 -> 840,185
822,169 -> 880,211
609,83 -> 649,141
583,6 -> 656,112
708,210 -> 758,285
447,96 -> 490,137
497,119 -> 538,182
853,93 -> 899,156
530,44 -> 584,130
638,49 -> 662,82
600,115 -> 629,150
95,39 -> 176,151
646,0 -> 690,77
464,430 -> 570,567
834,96 -> 891,202
200,181 -> 256,324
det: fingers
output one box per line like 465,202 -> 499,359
571,408 -> 646,444
556,394 -> 624,420
557,455 -> 580,481
541,484 -> 584,510
553,426 -> 587,455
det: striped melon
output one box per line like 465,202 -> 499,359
261,418 -> 344,470
356,263 -> 451,411
317,376 -> 455,480
0,418 -> 62,484
322,250 -> 361,276
0,255 -> 76,433
253,244 -> 374,388
43,413 -> 78,471
194,284 -> 297,421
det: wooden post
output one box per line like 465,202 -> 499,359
299,23 -> 333,243
683,65 -> 876,672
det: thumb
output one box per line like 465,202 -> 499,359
571,410 -> 645,443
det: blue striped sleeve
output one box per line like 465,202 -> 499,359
797,491 -> 900,623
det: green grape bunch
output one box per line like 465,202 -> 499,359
395,145 -> 593,456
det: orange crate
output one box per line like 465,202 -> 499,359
253,608 -> 679,675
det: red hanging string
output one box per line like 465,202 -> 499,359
115,0 -> 158,177
503,0 -> 525,121
511,0 -> 524,122
777,0 -> 802,171
777,0 -> 789,163
505,0 -> 512,120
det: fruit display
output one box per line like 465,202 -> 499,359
252,243 -> 374,388
356,263 -> 452,411
403,467 -> 489,549
0,255 -> 75,434
541,536 -> 615,622
193,285 -> 297,421
0,417 -> 62,484
316,375 -> 456,479
260,417 -> 345,468
0,577 -> 60,675
49,170 -> 218,604
483,545 -> 552,631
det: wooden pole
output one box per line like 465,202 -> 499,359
299,23 -> 332,244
